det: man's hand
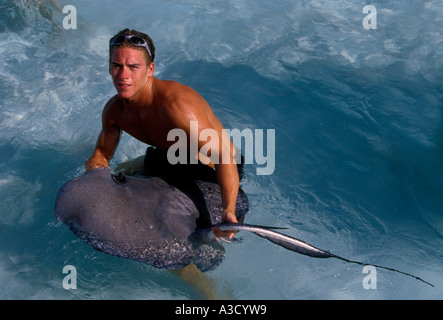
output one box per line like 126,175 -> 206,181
84,153 -> 109,172
212,210 -> 238,240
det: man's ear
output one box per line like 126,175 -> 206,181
147,62 -> 155,77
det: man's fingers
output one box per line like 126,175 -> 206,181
212,227 -> 238,239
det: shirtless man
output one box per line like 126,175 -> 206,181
84,29 -> 239,239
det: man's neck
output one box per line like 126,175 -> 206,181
121,77 -> 156,109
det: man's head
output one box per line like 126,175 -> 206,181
108,29 -> 156,100
109,28 -> 155,66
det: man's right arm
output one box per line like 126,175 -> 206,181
84,99 -> 121,172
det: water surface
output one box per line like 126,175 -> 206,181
0,0 -> 442,299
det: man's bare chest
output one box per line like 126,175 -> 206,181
115,108 -> 172,149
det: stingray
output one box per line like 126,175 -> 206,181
55,167 -> 433,286
55,167 -> 249,271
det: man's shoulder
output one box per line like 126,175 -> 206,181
103,95 -> 124,112
102,95 -> 124,122
158,79 -> 201,109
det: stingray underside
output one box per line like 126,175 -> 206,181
55,163 -> 248,271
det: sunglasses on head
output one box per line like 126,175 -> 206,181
110,35 -> 152,59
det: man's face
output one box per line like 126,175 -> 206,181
109,47 -> 154,100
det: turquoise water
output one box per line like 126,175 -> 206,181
1,0 -> 442,299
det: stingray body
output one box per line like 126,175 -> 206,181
55,168 -> 248,271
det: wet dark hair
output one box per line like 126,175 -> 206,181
109,28 -> 155,65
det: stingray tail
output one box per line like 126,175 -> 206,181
333,256 -> 434,287
211,222 -> 434,287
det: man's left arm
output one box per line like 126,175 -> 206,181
166,93 -> 240,238
214,161 -> 240,238
197,120 -> 240,239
